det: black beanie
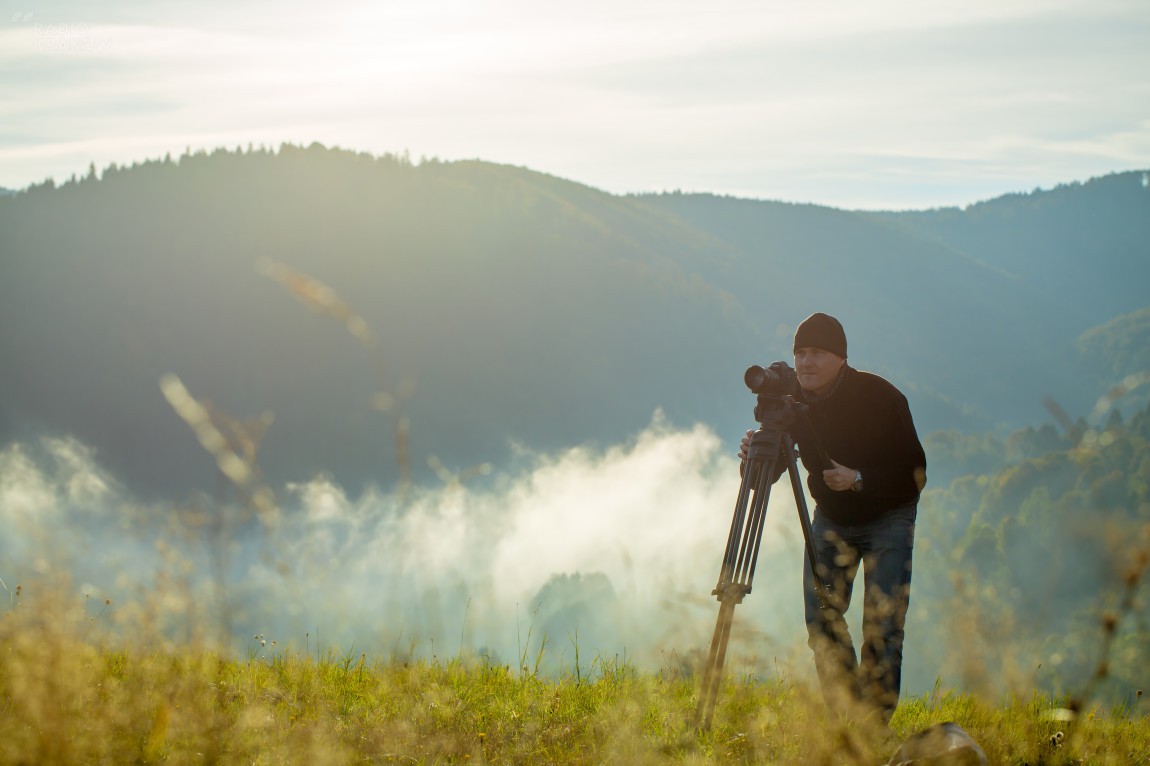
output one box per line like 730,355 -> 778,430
793,312 -> 847,357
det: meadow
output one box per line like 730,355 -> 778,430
2,578 -> 1148,765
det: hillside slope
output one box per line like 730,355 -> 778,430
1,146 -> 1145,498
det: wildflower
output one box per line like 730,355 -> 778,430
1050,731 -> 1064,747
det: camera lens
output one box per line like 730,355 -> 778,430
745,365 -> 774,392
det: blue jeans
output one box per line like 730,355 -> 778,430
803,503 -> 916,719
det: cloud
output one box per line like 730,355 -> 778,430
0,436 -> 114,526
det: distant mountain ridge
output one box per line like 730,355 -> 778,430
866,172 -> 1150,331
1,144 -> 1146,498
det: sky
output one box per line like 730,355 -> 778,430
1,0 -> 1148,209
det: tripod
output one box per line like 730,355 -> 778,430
694,392 -> 830,731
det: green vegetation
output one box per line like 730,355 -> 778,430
2,586 -> 1148,765
910,400 -> 1150,704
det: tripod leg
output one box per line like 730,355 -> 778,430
696,430 -> 786,731
695,598 -> 736,731
716,468 -> 755,591
739,462 -> 775,587
729,437 -> 781,592
787,443 -> 831,605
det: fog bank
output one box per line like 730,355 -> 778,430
1,414 -> 814,678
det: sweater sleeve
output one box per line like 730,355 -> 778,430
857,390 -> 926,500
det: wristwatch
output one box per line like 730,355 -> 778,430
851,470 -> 863,492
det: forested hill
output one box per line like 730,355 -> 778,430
0,145 -> 1146,498
866,172 -> 1150,330
636,171 -> 1149,404
909,396 -> 1150,699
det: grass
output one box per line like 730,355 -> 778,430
2,587 -> 1148,765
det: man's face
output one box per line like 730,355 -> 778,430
794,347 -> 846,396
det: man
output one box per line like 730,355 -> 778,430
739,312 -> 926,722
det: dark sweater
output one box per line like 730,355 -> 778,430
787,365 -> 926,526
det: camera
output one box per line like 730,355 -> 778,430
744,361 -> 798,397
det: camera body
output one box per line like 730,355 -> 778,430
745,361 -> 801,427
744,361 -> 799,397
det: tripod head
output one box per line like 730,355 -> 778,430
753,392 -> 803,431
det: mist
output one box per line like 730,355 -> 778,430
0,413 -> 816,680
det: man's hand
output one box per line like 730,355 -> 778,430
738,429 -> 753,461
823,460 -> 857,491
